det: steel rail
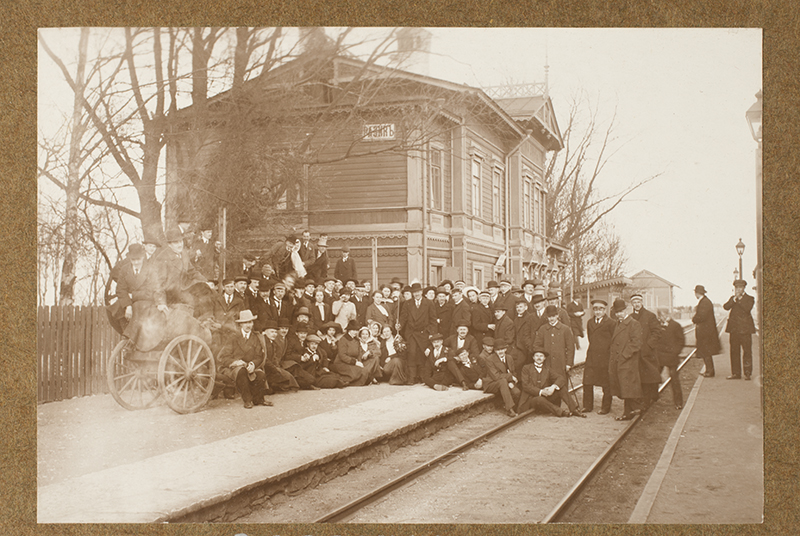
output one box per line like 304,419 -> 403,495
541,318 -> 725,523
314,320 -> 717,524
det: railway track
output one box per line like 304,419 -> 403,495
314,321 -> 717,524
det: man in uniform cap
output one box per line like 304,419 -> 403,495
630,292 -> 663,408
692,285 -> 721,377
608,298 -> 644,420
583,298 -> 615,414
722,279 -> 756,380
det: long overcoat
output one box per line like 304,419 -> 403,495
608,315 -> 644,399
399,298 -> 437,368
583,314 -> 615,386
692,295 -> 721,355
533,320 -> 575,375
217,328 -> 265,383
631,307 -> 663,384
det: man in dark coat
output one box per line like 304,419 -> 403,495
608,298 -> 644,420
433,288 -> 454,338
511,299 -> 533,372
656,308 -> 686,409
449,287 -> 472,338
566,297 -> 585,349
481,339 -> 521,417
722,279 -> 757,380
494,277 -> 516,315
692,284 -> 721,377
261,319 -> 300,393
298,230 -> 317,267
583,299 -> 616,414
492,305 -> 516,368
334,245 -> 358,282
532,305 -> 581,415
306,236 -> 329,285
216,310 -> 272,408
190,224 -> 216,281
152,226 -> 208,312
630,293 -> 663,408
470,290 -> 494,345
114,243 -> 161,349
399,282 -> 437,383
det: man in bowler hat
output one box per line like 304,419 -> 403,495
722,279 -> 756,380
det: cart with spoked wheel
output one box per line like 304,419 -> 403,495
105,280 -> 218,414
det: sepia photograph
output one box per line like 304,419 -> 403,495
36,26 -> 762,524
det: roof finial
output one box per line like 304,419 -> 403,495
544,43 -> 550,100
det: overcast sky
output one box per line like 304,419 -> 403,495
39,28 -> 761,307
421,28 -> 761,307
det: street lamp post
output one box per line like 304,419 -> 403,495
745,90 -> 762,384
736,238 -> 745,281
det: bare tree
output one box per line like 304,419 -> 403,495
545,93 -> 660,287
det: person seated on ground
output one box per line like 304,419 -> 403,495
333,321 -> 381,386
281,322 -> 319,390
378,324 -> 408,385
422,332 -> 460,391
481,339 -> 521,417
303,334 -> 346,389
216,310 -> 273,409
444,323 -> 481,364
261,319 -> 300,394
450,346 -> 486,390
319,321 -> 343,362
518,349 -> 585,417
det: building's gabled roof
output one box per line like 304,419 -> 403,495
495,95 -> 563,151
630,269 -> 680,289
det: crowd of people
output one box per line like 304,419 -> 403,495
110,227 -> 755,420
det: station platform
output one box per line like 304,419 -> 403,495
629,332 -> 763,523
37,384 -> 493,523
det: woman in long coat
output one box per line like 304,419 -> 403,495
608,298 -> 644,420
333,322 -> 381,386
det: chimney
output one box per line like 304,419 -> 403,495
394,28 -> 432,76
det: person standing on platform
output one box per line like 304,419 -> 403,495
608,298 -> 644,421
334,245 -> 357,283
583,299 -> 615,414
470,290 -> 494,345
630,293 -> 663,409
692,285 -> 721,378
656,308 -> 686,409
399,282 -> 437,384
722,279 -> 756,380
566,297 -> 585,350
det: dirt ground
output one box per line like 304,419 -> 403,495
558,355 -> 705,523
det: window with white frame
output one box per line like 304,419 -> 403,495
473,266 -> 483,289
430,148 -> 442,211
523,179 -> 532,229
538,188 -> 546,234
533,184 -> 541,234
471,159 -> 482,218
493,168 -> 502,224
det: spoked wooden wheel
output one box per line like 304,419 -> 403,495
158,335 -> 216,414
107,339 -> 161,410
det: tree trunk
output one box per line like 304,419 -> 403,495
59,28 -> 89,306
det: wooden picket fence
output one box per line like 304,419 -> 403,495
37,305 -> 121,404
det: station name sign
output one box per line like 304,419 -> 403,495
363,123 -> 396,141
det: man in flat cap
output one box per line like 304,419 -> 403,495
692,285 -> 721,377
723,279 -> 756,380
